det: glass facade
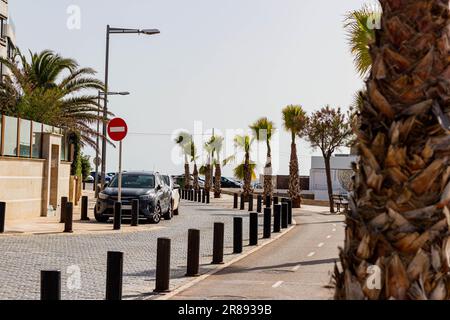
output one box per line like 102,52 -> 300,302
19,119 -> 31,157
31,122 -> 43,159
0,115 -> 68,161
3,116 -> 18,156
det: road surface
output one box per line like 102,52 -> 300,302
172,205 -> 345,300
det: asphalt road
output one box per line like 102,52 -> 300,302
172,205 -> 345,300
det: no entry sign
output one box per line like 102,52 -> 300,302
107,118 -> 128,142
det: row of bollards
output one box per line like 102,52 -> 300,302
181,188 -> 210,204
40,196 -> 294,300
233,193 -> 293,215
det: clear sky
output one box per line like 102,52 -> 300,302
9,0 -> 366,177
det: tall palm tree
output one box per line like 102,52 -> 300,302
250,118 -> 275,199
343,4 -> 380,77
202,136 -> 215,193
0,49 -> 104,147
224,135 -> 255,199
174,131 -> 192,189
282,105 -> 307,208
335,0 -> 450,300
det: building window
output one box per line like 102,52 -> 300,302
3,115 -> 18,156
0,17 -> 5,39
19,119 -> 31,157
32,122 -> 43,158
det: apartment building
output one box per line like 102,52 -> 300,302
0,0 -> 16,80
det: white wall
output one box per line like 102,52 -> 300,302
309,155 -> 356,200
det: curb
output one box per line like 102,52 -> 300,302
155,217 -> 298,300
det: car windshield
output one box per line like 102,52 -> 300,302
109,174 -> 155,189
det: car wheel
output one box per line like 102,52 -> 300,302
94,206 -> 109,223
164,201 -> 173,220
148,203 -> 162,224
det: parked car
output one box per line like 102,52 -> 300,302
84,175 -> 94,183
217,176 -> 242,188
162,175 -> 180,215
252,181 -> 263,189
95,171 -> 172,224
90,171 -> 113,184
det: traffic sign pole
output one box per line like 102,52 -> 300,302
107,118 -> 128,204
118,141 -> 123,203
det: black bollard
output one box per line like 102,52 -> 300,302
186,229 -> 200,277
273,196 -> 279,205
233,193 -> 238,209
81,196 -> 90,221
60,196 -> 68,223
265,195 -> 271,208
194,189 -> 198,202
202,189 -> 206,203
206,191 -> 210,204
113,202 -> 122,230
105,251 -> 123,300
198,190 -> 202,203
233,217 -> 243,254
240,193 -> 245,210
0,202 -> 5,234
273,204 -> 281,233
83,181 -> 86,190
212,222 -> 224,264
248,194 -> 254,212
256,195 -> 262,213
287,199 -> 293,225
154,238 -> 171,292
249,212 -> 258,246
281,202 -> 288,229
41,271 -> 61,300
263,207 -> 271,239
131,199 -> 139,226
64,202 -> 73,233
190,189 -> 194,201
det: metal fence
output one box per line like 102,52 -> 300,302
0,114 -> 69,161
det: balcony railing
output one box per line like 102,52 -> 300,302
0,114 -> 70,161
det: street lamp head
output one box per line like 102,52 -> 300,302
140,29 -> 160,35
119,92 -> 130,96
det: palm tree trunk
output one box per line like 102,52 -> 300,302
193,163 -> 199,191
335,0 -> 450,300
205,163 -> 212,192
263,142 -> 273,198
214,163 -> 222,198
184,156 -> 190,189
324,155 -> 335,214
243,151 -> 252,199
288,134 -> 301,208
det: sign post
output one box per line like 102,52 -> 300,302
107,118 -> 128,203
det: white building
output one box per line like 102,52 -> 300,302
0,0 -> 16,80
309,154 -> 357,201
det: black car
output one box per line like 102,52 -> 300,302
95,171 -> 172,224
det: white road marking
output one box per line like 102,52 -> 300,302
326,235 -> 332,239
332,228 -> 337,232
272,281 -> 283,288
318,242 -> 324,248
307,252 -> 316,257
292,265 -> 300,271
333,223 -> 336,227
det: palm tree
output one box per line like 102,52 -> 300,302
202,136 -> 215,193
335,0 -> 450,300
343,4 -> 380,77
224,135 -> 254,199
233,163 -> 257,181
205,135 -> 225,198
282,105 -> 307,208
250,118 -> 275,199
0,49 -> 104,147
174,131 -> 192,189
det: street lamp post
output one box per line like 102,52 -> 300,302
100,25 -> 160,189
95,90 -> 130,197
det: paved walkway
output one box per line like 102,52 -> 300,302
171,205 -> 345,300
0,196 -> 292,300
